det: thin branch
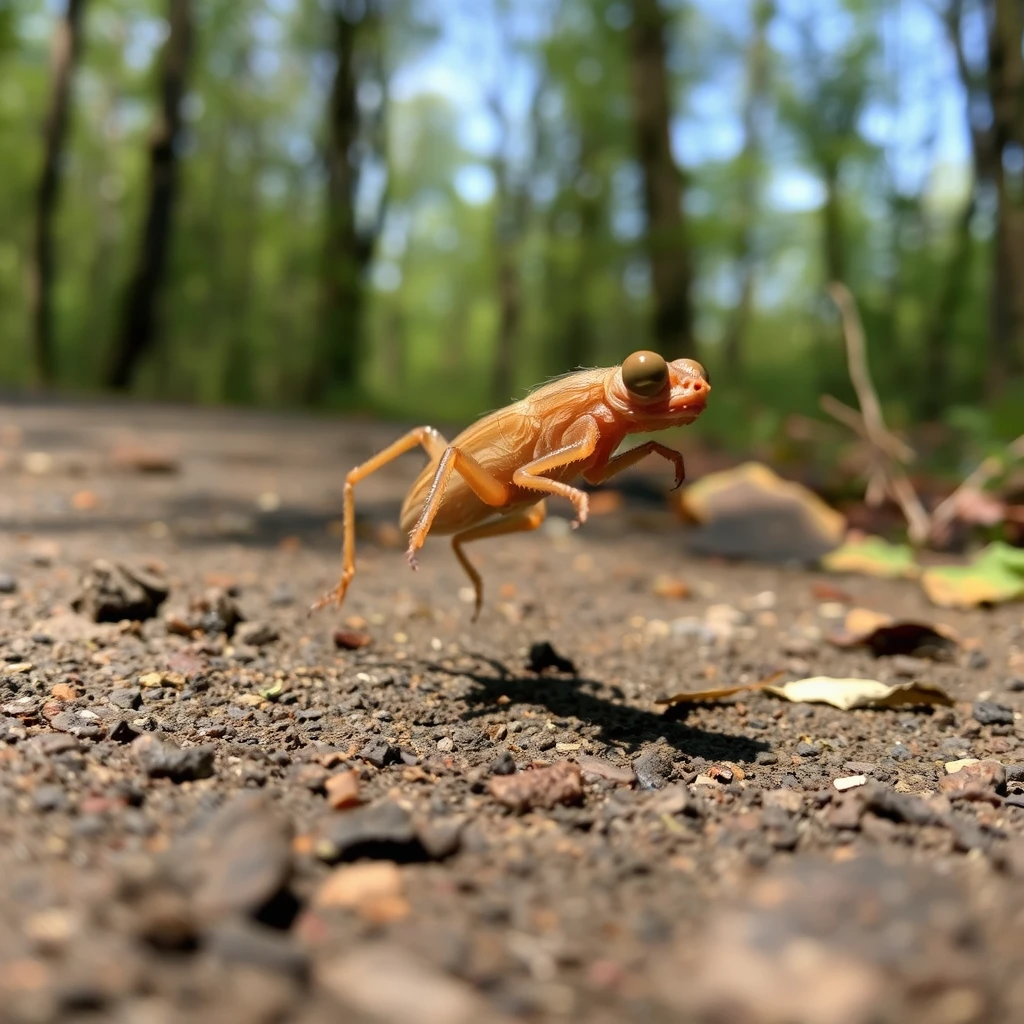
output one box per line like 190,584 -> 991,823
826,281 -> 932,544
819,394 -> 916,463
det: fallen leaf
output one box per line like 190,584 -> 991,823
820,535 -> 919,579
921,541 -> 1024,608
655,671 -> 785,707
763,677 -> 954,711
827,608 -> 959,660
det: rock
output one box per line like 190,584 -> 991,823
526,641 -> 576,675
488,751 -> 516,776
436,736 -> 454,753
859,782 -> 940,827
575,754 -> 637,786
317,943 -> 488,1024
633,747 -> 672,789
0,573 -> 16,594
795,741 -> 820,758
973,700 -> 1014,726
359,738 -> 402,768
324,770 -> 361,810
313,861 -> 404,911
488,761 -> 584,812
132,735 -> 216,782
71,560 -> 169,623
333,629 -> 372,650
49,709 -> 106,741
938,760 -> 1006,802
108,687 -> 142,711
235,621 -> 279,646
889,742 -> 912,761
755,751 -> 778,766
171,791 -> 294,924
314,800 -> 432,863
207,918 -> 309,979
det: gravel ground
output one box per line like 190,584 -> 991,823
1,399 -> 1024,1024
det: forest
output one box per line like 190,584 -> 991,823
3,0 -> 1024,455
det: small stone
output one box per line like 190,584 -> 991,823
132,735 -> 216,782
108,687 -> 142,711
966,650 -> 989,670
333,629 -> 372,650
755,751 -> 778,766
49,709 -> 106,741
314,800 -> 420,863
71,559 -> 169,623
833,775 -> 867,792
235,621 -> 279,646
33,784 -> 70,812
889,743 -> 912,761
889,655 -> 927,677
795,741 -> 819,758
359,739 -> 402,768
633,747 -> 672,789
939,759 -> 1006,802
207,919 -> 309,979
575,754 -> 636,786
488,761 -> 584,812
762,789 -> 803,814
314,861 -> 404,912
436,736 -> 454,753
1006,677 -> 1024,693
324,770 -> 362,810
489,751 -> 516,776
973,700 -> 1014,726
0,573 -> 16,594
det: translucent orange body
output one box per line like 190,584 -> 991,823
313,353 -> 710,620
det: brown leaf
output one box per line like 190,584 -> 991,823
827,608 -> 959,660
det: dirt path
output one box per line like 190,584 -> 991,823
1,398 -> 1023,1024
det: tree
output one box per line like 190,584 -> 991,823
27,0 -> 86,388
304,0 -> 388,406
722,0 -> 774,373
627,0 -> 695,362
107,0 -> 193,390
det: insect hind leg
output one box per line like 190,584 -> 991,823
452,501 -> 547,621
310,426 -> 448,615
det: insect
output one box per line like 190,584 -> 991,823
312,350 -> 710,621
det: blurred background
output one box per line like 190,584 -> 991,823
2,0 -> 1024,460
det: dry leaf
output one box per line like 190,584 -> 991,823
827,608 -> 959,660
763,676 -> 953,711
655,672 -> 784,707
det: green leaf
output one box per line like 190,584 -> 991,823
921,542 -> 1024,608
819,535 -> 920,579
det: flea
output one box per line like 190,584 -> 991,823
312,351 -> 710,620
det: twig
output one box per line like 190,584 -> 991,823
818,394 -> 916,463
826,282 -> 932,544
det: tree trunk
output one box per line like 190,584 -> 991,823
821,160 -> 845,286
722,0 -> 772,373
627,0 -> 695,361
987,0 -> 1024,393
27,0 -> 86,388
106,0 -> 192,390
305,0 -> 386,406
921,195 -> 975,418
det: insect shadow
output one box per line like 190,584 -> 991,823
421,652 -> 771,765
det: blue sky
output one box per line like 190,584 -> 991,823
390,0 -> 973,211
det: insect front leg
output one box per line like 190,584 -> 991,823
310,426 -> 449,614
406,446 -> 512,569
584,440 -> 686,490
511,416 -> 600,528
452,501 -> 547,621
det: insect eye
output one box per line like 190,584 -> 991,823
621,350 -> 669,398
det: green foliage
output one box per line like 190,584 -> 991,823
1,0 -> 1021,466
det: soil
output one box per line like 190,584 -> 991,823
1,398 -> 1024,1024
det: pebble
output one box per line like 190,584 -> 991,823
132,735 -> 216,782
207,918 -> 309,979
489,751 -> 516,776
108,687 -> 142,711
1007,677 -> 1024,692
889,743 -> 912,761
314,800 -> 421,863
33,784 -> 70,812
795,741 -> 820,758
633,747 -> 672,789
324,770 -> 361,810
235,621 -> 279,646
973,700 -> 1014,726
71,559 -> 169,623
488,761 -> 584,812
0,573 -> 16,594
526,641 -> 576,675
360,738 -> 403,768
754,751 -> 778,766
436,736 -> 454,753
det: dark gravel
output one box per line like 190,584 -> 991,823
2,399 -> 1024,1023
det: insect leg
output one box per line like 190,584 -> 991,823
310,426 -> 449,613
584,440 -> 686,490
511,416 -> 600,528
452,501 -> 547,621
406,445 -> 513,569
